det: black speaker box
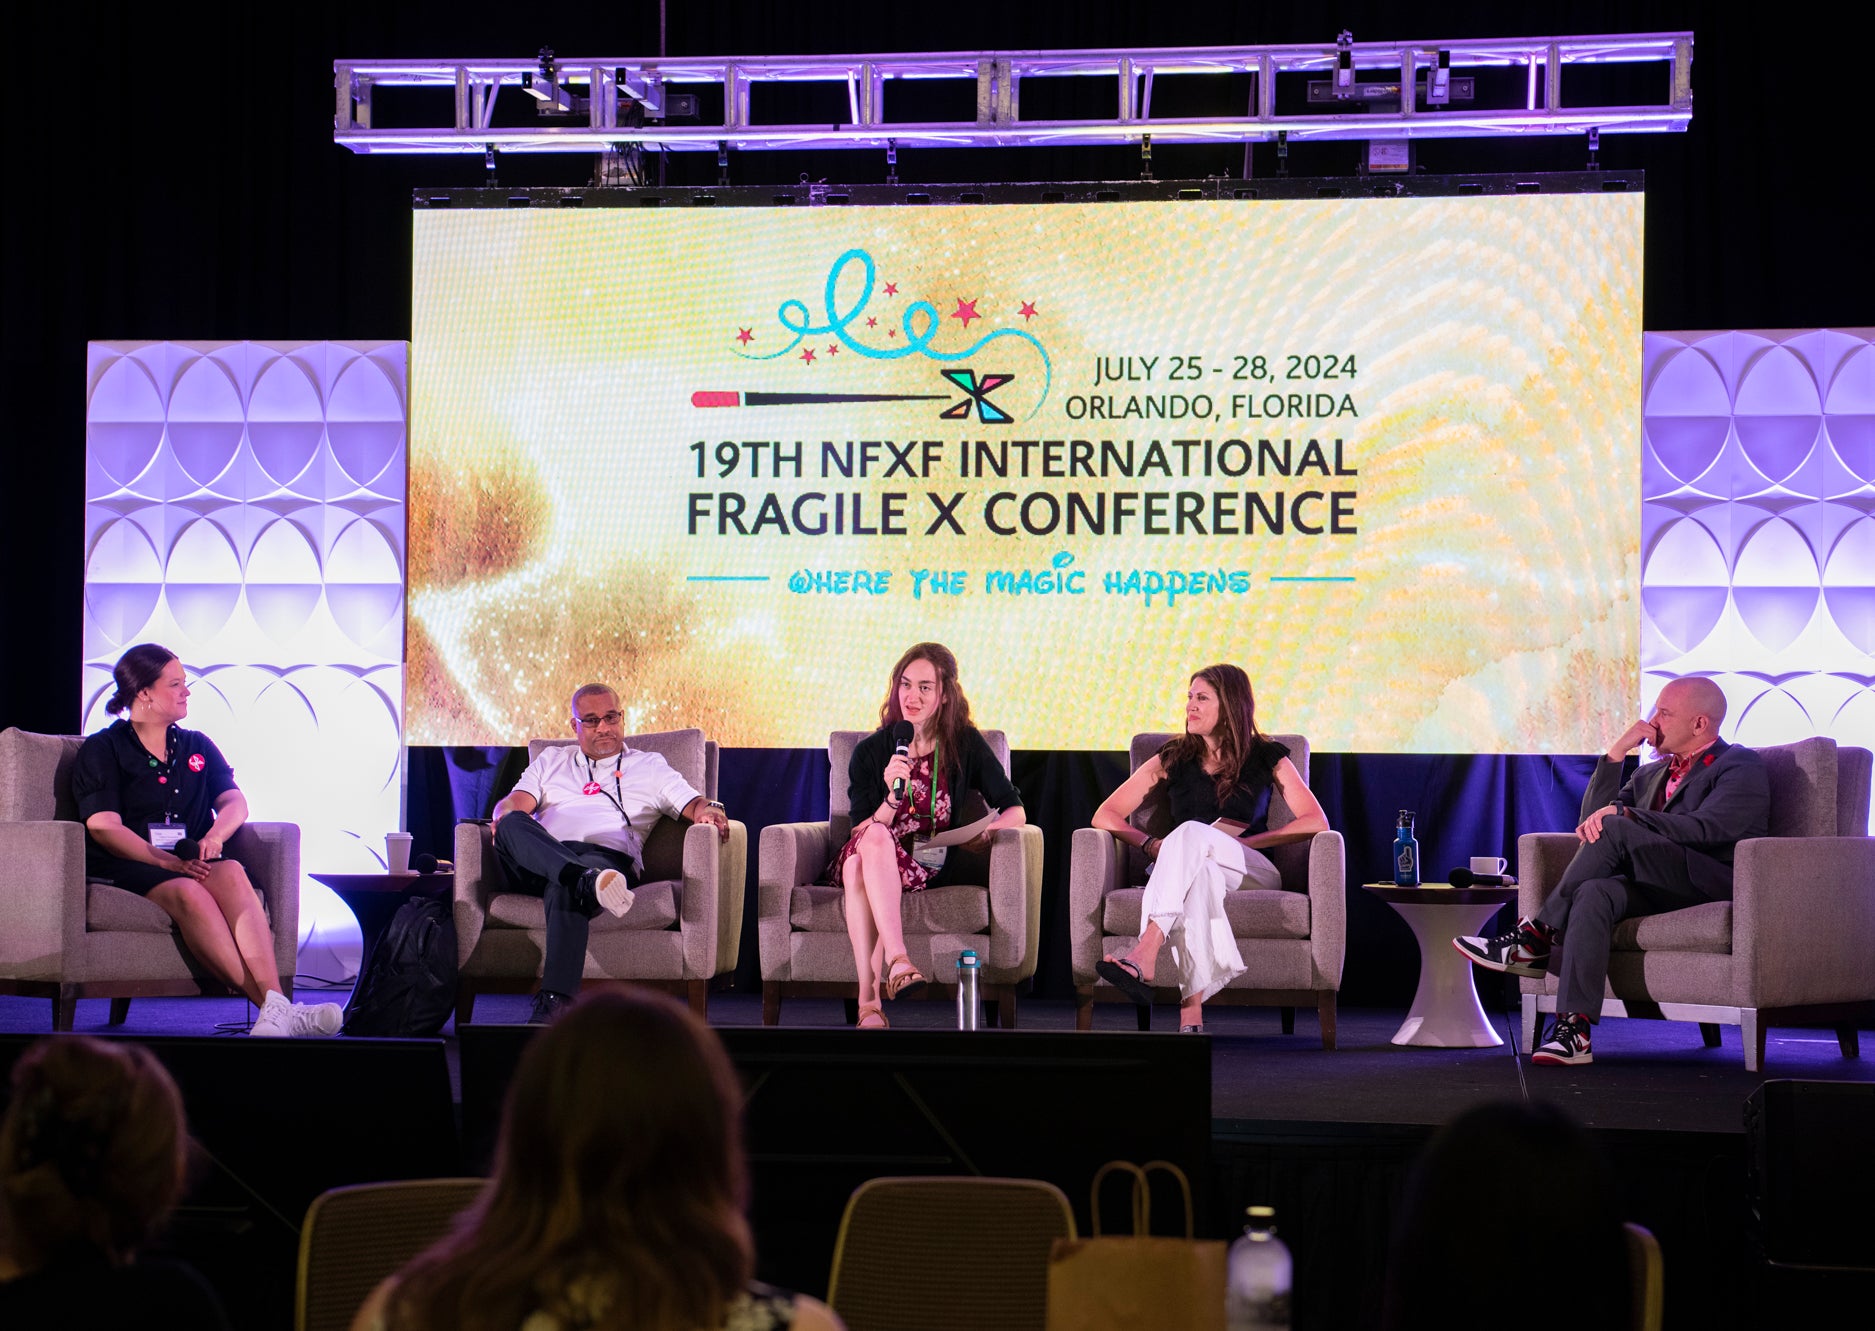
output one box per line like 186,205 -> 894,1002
460,1025 -> 1212,1294
1746,1078 -> 1875,1270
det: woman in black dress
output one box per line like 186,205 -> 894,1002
72,643 -> 339,1037
1090,664 -> 1328,1033
828,643 -> 1027,1029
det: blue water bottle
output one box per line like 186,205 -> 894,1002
1393,810 -> 1420,887
956,949 -> 981,1030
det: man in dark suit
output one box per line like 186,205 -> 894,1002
1456,676 -> 1770,1065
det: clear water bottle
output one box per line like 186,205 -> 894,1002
1392,809 -> 1420,887
1227,1205 -> 1292,1330
955,948 -> 981,1030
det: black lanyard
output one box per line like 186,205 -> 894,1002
585,754 -> 629,823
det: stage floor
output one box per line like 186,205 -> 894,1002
4,989 -> 1866,1137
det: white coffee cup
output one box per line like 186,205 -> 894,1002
1470,855 -> 1508,876
386,832 -> 414,874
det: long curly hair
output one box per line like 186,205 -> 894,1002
1156,663 -> 1268,805
383,992 -> 753,1331
0,1035 -> 188,1270
877,641 -> 978,786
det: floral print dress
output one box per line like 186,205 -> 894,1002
827,751 -> 953,892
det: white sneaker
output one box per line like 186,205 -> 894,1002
250,991 -> 342,1038
590,868 -> 634,918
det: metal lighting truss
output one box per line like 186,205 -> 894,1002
334,33 -> 1692,155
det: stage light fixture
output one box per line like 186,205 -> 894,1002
1334,31 -> 1356,99
523,46 -> 577,115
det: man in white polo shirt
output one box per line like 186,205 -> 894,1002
491,682 -> 731,1023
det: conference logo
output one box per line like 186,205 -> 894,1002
693,246 -> 1050,422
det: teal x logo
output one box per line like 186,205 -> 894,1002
939,369 -> 1015,425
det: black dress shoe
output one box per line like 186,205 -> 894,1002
528,989 -> 573,1024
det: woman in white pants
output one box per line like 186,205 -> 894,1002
1091,665 -> 1328,1032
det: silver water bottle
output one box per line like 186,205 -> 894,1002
956,948 -> 981,1030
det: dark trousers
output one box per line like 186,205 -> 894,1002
492,812 -> 639,996
1534,816 -> 1730,1020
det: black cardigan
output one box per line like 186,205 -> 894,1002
847,725 -> 1023,825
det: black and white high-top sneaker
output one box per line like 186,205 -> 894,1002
1453,916 -> 1556,978
1532,1012 -> 1593,1066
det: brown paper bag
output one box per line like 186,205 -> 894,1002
1045,1161 -> 1226,1331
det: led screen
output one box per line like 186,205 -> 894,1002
410,194 -> 1642,750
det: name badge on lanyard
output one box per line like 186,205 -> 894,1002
150,820 -> 187,852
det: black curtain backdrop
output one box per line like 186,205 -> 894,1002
10,3 -> 1870,1005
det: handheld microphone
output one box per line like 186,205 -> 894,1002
413,852 -> 439,875
1448,867 -> 1517,888
174,838 -> 200,862
890,720 -> 915,801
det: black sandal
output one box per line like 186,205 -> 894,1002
1096,957 -> 1154,1008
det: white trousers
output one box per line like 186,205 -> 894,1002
1140,821 -> 1282,1003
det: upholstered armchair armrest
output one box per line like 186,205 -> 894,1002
453,821 -> 500,966
757,821 -> 833,982
1516,832 -> 1581,920
984,824 -> 1044,982
1733,836 -> 1875,1009
0,821 -> 87,980
1068,827 -> 1126,985
680,820 -> 747,979
1304,829 -> 1347,988
226,822 -> 300,986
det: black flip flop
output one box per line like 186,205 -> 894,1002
1096,957 -> 1154,1008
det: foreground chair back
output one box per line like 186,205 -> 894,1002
0,726 -> 301,1030
296,1177 -> 487,1331
1518,736 -> 1875,1070
1624,1221 -> 1664,1331
451,728 -> 744,1021
1067,732 -> 1346,1042
828,1176 -> 1076,1331
757,729 -> 1044,1027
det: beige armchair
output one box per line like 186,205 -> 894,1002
1518,736 -> 1875,1072
451,728 -> 745,1021
0,726 -> 301,1031
757,730 -> 1044,1028
1068,732 -> 1345,1043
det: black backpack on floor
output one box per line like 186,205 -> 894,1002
342,896 -> 458,1037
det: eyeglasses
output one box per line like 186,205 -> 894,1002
575,710 -> 624,728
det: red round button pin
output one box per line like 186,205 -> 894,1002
188,753 -> 206,772
582,781 -> 602,796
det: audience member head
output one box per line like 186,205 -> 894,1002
1160,663 -> 1264,802
103,643 -> 179,717
1382,1100 -> 1630,1331
383,990 -> 753,1331
878,641 -> 975,759
0,1035 -> 189,1271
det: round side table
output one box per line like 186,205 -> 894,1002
1363,883 -> 1519,1047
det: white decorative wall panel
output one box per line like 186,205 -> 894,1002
1643,329 -> 1875,825
84,341 -> 409,977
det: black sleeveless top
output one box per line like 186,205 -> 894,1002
1164,737 -> 1290,834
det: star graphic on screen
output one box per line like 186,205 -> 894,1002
866,316 -> 878,328
800,347 -> 817,365
736,327 -> 754,344
883,282 -> 899,296
887,328 -> 897,339
826,344 -> 840,356
1018,301 -> 1038,322
951,297 -> 981,328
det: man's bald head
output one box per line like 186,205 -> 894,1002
1652,676 -> 1728,756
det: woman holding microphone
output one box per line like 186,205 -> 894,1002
71,643 -> 340,1037
828,643 -> 1027,1030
